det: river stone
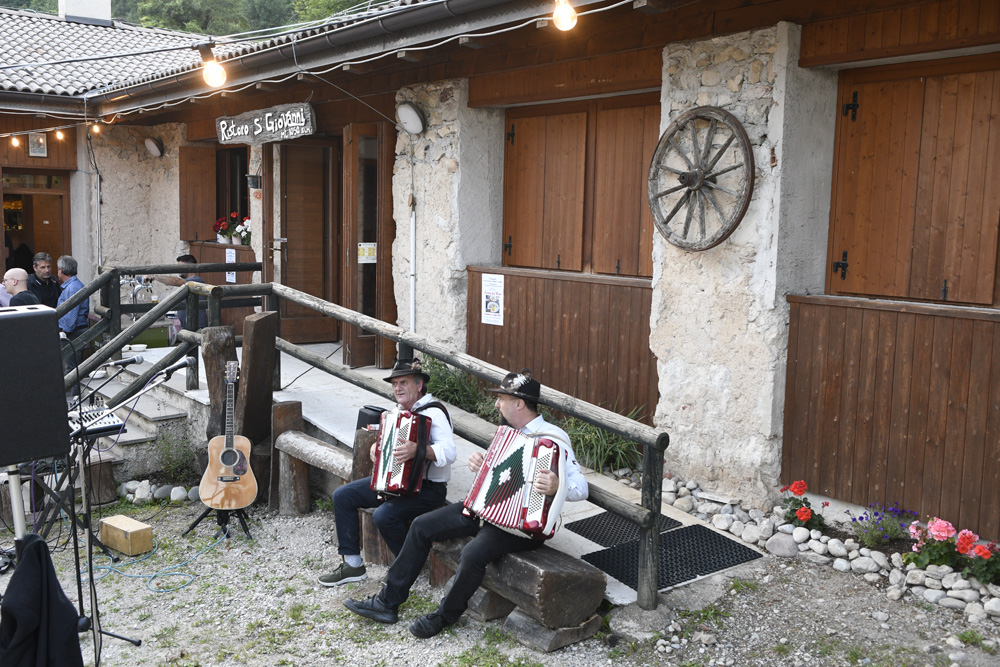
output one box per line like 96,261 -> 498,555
188,486 -> 201,501
942,573 -> 967,589
924,577 -> 943,590
948,589 -> 980,603
886,586 -> 904,601
748,509 -> 765,523
170,487 -> 188,502
807,539 -> 828,555
765,533 -> 799,558
662,479 -> 677,493
905,570 -> 926,586
792,527 -> 810,543
985,598 -> 1000,617
851,557 -> 879,574
153,485 -> 174,500
123,480 -> 141,494
678,487 -> 691,498
778,524 -> 795,535
863,573 -> 882,583
827,539 -> 847,558
833,558 -> 851,573
891,552 -> 905,569
729,521 -> 746,538
966,602 -> 987,619
798,551 -> 832,566
938,597 -> 967,610
662,492 -> 678,505
758,519 -> 774,540
741,524 -> 760,544
697,502 -> 722,515
870,551 -> 890,571
926,564 -> 953,579
721,503 -> 733,515
673,496 -> 695,513
889,569 -> 905,586
923,589 -> 947,604
713,514 -> 735,530
134,480 -> 152,502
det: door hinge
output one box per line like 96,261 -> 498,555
506,124 -> 515,144
503,235 -> 512,256
942,279 -> 949,301
556,254 -> 561,269
616,259 -> 621,275
842,91 -> 859,122
832,250 -> 849,280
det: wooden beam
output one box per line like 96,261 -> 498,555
397,50 -> 424,63
633,0 -> 700,14
535,19 -> 550,29
255,82 -> 278,92
459,36 -> 485,49
296,72 -> 310,81
341,62 -> 374,75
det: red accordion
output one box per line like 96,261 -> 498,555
370,408 -> 431,497
463,425 -> 569,539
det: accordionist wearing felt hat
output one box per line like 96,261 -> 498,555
319,358 -> 457,588
344,368 -> 589,639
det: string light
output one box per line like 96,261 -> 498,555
10,136 -> 18,146
197,44 -> 227,88
90,123 -> 101,134
553,0 -> 577,31
56,130 -> 64,139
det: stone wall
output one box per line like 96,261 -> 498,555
391,80 -> 504,351
650,23 -> 836,508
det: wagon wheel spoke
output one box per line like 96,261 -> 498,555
704,133 -> 736,172
682,191 -> 695,238
703,180 -> 739,198
697,191 -> 706,240
668,136 -> 695,170
662,190 -> 692,225
689,121 -> 700,170
653,182 -> 688,198
702,188 -> 727,225
700,118 -> 717,166
705,162 -> 742,179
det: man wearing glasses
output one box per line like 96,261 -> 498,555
2,268 -> 40,307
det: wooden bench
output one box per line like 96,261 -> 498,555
270,401 -> 606,651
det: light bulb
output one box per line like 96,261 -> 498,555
91,123 -> 101,134
56,130 -> 64,140
203,60 -> 227,88
11,136 -> 19,147
553,0 -> 577,31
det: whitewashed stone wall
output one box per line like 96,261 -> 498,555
392,80 -> 504,350
87,123 -> 188,276
651,23 -> 836,507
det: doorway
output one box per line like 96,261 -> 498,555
2,171 -> 70,272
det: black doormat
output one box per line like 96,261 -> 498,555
565,511 -> 680,547
582,524 -> 762,590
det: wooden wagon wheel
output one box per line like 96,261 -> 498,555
647,106 -> 755,251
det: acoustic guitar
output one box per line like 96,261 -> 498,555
199,361 -> 258,510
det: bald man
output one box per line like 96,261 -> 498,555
3,268 -> 40,307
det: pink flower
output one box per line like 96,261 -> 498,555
927,517 -> 956,542
908,521 -> 922,539
956,529 -> 979,555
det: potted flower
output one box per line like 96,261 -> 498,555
233,216 -> 252,245
213,216 -> 232,243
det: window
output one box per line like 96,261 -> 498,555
216,146 -> 249,221
501,94 -> 659,278
828,55 -> 1000,305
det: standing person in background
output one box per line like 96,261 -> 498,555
151,254 -> 207,329
3,268 -> 40,306
56,255 -> 89,393
27,252 -> 59,308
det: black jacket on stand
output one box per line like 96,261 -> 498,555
0,533 -> 84,667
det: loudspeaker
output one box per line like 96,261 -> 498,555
0,305 -> 71,466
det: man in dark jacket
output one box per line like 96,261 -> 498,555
27,252 -> 60,308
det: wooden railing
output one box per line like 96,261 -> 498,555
65,270 -> 670,609
784,295 -> 1000,539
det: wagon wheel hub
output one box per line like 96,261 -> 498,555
677,169 -> 704,190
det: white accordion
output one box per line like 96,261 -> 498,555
370,407 -> 431,497
463,425 -> 569,539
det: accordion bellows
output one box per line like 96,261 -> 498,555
371,407 -> 430,496
463,425 -> 569,539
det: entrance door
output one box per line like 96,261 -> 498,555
275,142 -> 340,343
342,123 -> 396,368
2,172 -> 70,270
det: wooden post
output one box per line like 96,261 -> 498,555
271,297 -> 282,392
208,290 -> 222,327
637,432 -> 670,610
201,326 -> 237,440
279,451 -> 311,515
104,269 -> 121,362
269,401 -> 302,511
234,311 -> 277,446
185,289 -> 201,390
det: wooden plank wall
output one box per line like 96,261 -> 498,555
801,0 -> 1000,67
466,266 -> 657,425
783,295 -> 1000,539
0,117 -> 77,170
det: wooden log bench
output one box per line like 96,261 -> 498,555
270,402 -> 606,651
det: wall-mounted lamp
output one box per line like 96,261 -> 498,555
197,43 -> 227,88
246,174 -> 262,189
10,136 -> 19,147
553,0 -> 577,31
144,137 -> 164,158
396,101 -> 426,135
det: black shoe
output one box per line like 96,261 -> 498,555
409,612 -> 450,639
344,594 -> 398,624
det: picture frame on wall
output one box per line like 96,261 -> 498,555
27,133 -> 47,158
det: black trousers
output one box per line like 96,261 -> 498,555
380,501 -> 542,624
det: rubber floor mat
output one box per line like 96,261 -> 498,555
565,510 -> 680,547
582,524 -> 762,590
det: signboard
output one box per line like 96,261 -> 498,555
358,242 -> 377,264
216,103 -> 316,145
225,248 -> 236,283
481,274 -> 504,326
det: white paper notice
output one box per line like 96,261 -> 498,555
358,242 -> 377,264
225,247 -> 236,283
481,274 -> 503,326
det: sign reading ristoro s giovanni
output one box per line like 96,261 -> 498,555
216,103 -> 316,145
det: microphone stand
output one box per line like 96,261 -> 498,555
80,365 -> 132,407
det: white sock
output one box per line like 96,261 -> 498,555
345,555 -> 363,568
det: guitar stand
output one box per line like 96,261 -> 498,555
182,506 -> 253,540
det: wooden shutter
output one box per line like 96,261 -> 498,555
179,145 -> 216,242
830,60 -> 1000,304
502,111 -> 586,270
593,103 -> 659,277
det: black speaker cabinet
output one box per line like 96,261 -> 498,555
0,305 -> 71,466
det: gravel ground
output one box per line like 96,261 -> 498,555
3,500 -> 999,667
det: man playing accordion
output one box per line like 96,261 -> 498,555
344,368 -> 588,638
319,358 -> 456,587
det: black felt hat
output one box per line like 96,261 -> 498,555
383,358 -> 430,384
488,368 -> 540,402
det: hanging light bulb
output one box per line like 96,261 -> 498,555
198,44 -> 227,88
553,0 -> 577,31
56,130 -> 64,140
90,123 -> 101,134
11,135 -> 19,147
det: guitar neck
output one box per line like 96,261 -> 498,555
226,382 -> 234,450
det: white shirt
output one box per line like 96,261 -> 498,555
521,414 -> 589,502
411,393 -> 456,482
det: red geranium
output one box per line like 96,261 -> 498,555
790,480 -> 807,496
796,506 -> 812,522
956,529 -> 979,555
213,217 -> 229,234
973,545 -> 992,559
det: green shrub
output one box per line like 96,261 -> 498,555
425,357 -> 498,422
153,434 -> 201,485
561,409 -> 642,472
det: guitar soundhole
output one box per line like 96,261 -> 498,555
220,449 -> 240,467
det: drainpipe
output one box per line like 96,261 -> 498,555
409,192 -> 416,334
96,174 -> 103,267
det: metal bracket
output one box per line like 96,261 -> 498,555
842,91 -> 859,122
832,250 -> 849,280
